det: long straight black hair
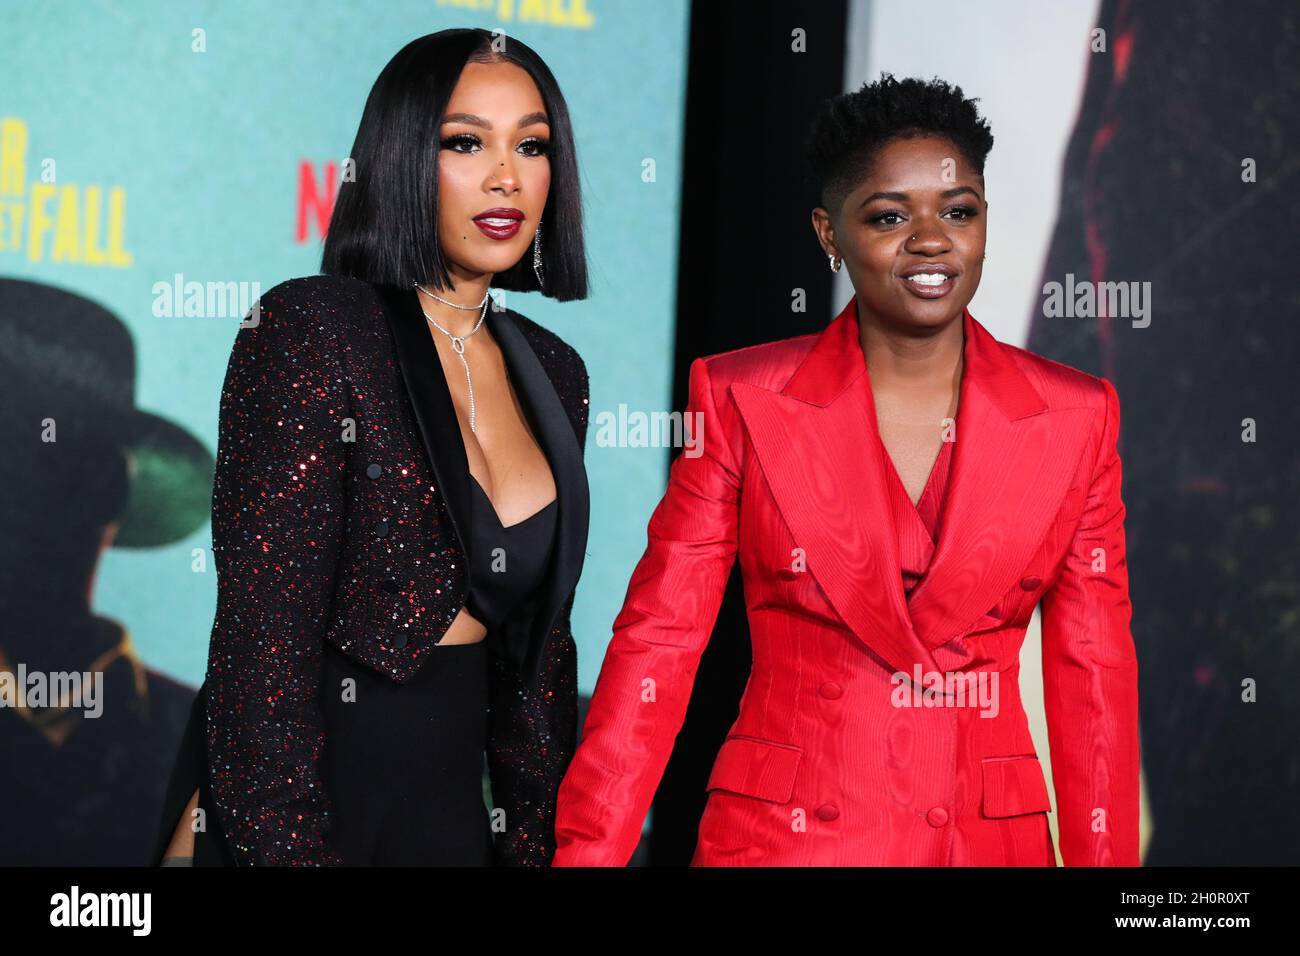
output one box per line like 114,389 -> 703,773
321,28 -> 588,301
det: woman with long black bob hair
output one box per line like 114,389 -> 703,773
155,27 -> 590,866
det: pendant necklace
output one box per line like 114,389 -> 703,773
414,283 -> 491,432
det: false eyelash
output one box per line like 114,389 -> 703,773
439,134 -> 551,156
441,134 -> 480,151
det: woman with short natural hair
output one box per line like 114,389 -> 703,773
554,74 -> 1139,867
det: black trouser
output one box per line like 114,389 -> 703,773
155,640 -> 493,866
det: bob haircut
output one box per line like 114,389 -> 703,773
321,28 -> 588,301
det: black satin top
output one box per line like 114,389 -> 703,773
464,475 -> 558,633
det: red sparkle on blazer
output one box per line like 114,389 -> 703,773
155,275 -> 589,867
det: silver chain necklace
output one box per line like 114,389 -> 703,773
413,283 -> 491,432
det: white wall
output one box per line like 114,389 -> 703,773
837,0 -> 1154,861
837,0 -> 1098,344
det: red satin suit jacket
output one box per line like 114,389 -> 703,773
554,297 -> 1140,866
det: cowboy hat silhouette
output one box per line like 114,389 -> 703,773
0,277 -> 216,864
0,277 -> 213,547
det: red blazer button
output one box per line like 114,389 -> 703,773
815,804 -> 840,822
1020,575 -> 1042,591
926,807 -> 949,827
818,682 -> 843,699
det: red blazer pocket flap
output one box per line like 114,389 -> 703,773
981,754 -> 1053,818
706,735 -> 801,804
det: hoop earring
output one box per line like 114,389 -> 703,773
828,254 -> 841,273
533,221 -> 545,289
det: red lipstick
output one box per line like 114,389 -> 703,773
473,207 -> 524,241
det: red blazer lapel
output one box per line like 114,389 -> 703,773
732,297 -> 1095,673
907,309 -> 1093,650
731,297 -> 941,679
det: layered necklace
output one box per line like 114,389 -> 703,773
413,282 -> 491,432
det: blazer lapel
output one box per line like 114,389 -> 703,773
375,283 -> 473,560
489,304 -> 590,683
905,310 -> 1092,650
732,297 -> 1090,675
732,297 -> 941,678
376,284 -> 589,685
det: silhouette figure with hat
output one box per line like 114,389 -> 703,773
0,277 -> 214,865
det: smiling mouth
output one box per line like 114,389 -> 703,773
900,272 -> 956,299
472,213 -> 524,240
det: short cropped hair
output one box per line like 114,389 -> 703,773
804,72 -> 994,211
322,28 -> 588,301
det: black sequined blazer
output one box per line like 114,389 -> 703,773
154,274 -> 589,866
